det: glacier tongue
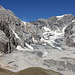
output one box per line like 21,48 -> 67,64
41,26 -> 66,50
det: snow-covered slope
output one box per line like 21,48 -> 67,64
41,26 -> 65,50
29,14 -> 75,50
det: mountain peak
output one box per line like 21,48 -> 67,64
0,5 -> 5,10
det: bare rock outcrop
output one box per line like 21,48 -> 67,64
0,5 -> 30,53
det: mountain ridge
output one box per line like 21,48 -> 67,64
0,5 -> 75,53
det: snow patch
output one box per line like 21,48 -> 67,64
42,51 -> 48,57
56,15 -> 64,20
0,54 -> 2,56
43,27 -> 51,32
62,25 -> 67,33
57,15 -> 64,18
56,46 -> 62,50
12,30 -> 21,40
22,21 -> 26,25
72,20 -> 75,22
16,45 -> 34,51
16,45 -> 26,51
32,37 -> 38,43
25,42 -> 34,50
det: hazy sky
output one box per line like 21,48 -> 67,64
0,0 -> 75,22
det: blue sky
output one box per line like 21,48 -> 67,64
0,0 -> 75,22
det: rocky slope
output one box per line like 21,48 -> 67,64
0,5 -> 32,53
0,5 -> 75,75
0,67 -> 62,75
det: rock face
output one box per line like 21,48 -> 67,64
65,21 -> 75,47
0,30 -> 10,53
0,5 -> 31,53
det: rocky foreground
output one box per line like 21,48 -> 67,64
0,67 -> 62,75
0,5 -> 75,75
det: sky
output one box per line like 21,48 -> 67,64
0,0 -> 75,22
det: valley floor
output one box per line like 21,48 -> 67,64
0,49 -> 75,75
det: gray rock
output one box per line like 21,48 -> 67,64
65,21 -> 75,47
0,5 -> 30,53
0,30 -> 10,53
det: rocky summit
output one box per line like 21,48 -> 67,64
0,5 -> 75,75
